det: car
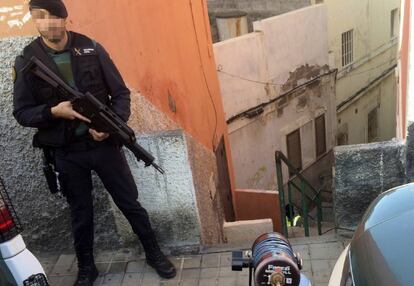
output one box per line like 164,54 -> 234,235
0,178 -> 48,286
329,183 -> 414,286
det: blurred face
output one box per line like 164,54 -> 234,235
30,8 -> 67,43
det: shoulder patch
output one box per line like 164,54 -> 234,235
73,47 -> 97,56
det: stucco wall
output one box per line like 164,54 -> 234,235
63,0 -> 237,225
334,140 -> 407,230
215,5 -> 329,120
324,0 -> 400,144
404,0 -> 414,129
64,0 -> 231,155
213,5 -> 336,190
253,5 -> 329,84
0,0 -> 36,38
397,0 -> 410,138
337,72 -> 397,144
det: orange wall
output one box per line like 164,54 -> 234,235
64,0 -> 235,191
399,0 -> 410,138
65,1 -> 225,150
0,0 -> 36,38
234,189 -> 282,232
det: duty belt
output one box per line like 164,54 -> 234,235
60,139 -> 101,152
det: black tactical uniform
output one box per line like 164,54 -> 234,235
13,31 -> 176,285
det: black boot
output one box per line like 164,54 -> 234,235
141,237 -> 177,279
74,252 -> 99,286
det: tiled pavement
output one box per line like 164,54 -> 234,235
35,234 -> 349,286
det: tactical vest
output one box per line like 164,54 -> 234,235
21,32 -> 109,147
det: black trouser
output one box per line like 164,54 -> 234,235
54,141 -> 154,254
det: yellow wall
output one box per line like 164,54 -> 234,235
321,0 -> 400,144
337,73 -> 396,144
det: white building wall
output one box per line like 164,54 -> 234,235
214,5 -> 336,189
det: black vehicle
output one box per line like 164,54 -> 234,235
329,183 -> 414,286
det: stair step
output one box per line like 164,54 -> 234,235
287,221 -> 335,238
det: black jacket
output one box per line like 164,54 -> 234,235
13,31 -> 131,147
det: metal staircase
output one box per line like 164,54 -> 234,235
275,151 -> 332,238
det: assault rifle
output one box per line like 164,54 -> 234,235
23,56 -> 165,174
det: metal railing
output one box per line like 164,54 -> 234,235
275,151 -> 323,237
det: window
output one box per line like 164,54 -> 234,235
391,9 -> 399,38
286,129 -> 302,176
342,30 -> 353,67
368,108 -> 378,143
315,114 -> 327,157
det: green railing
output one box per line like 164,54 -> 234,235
275,151 -> 323,237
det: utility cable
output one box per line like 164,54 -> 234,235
217,57 -> 396,87
189,0 -> 218,150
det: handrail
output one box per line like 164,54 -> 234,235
290,179 -> 326,202
292,150 -> 332,180
276,151 -> 318,195
288,179 -> 315,202
275,151 -> 323,238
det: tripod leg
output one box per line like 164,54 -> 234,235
249,266 -> 253,286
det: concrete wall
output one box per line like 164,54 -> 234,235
333,122 -> 414,230
214,5 -> 336,191
323,0 -> 400,144
404,123 -> 414,179
333,140 -> 407,230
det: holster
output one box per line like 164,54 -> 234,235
42,148 -> 61,195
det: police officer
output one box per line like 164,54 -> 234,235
12,0 -> 176,285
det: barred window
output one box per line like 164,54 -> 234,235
342,29 -> 354,67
